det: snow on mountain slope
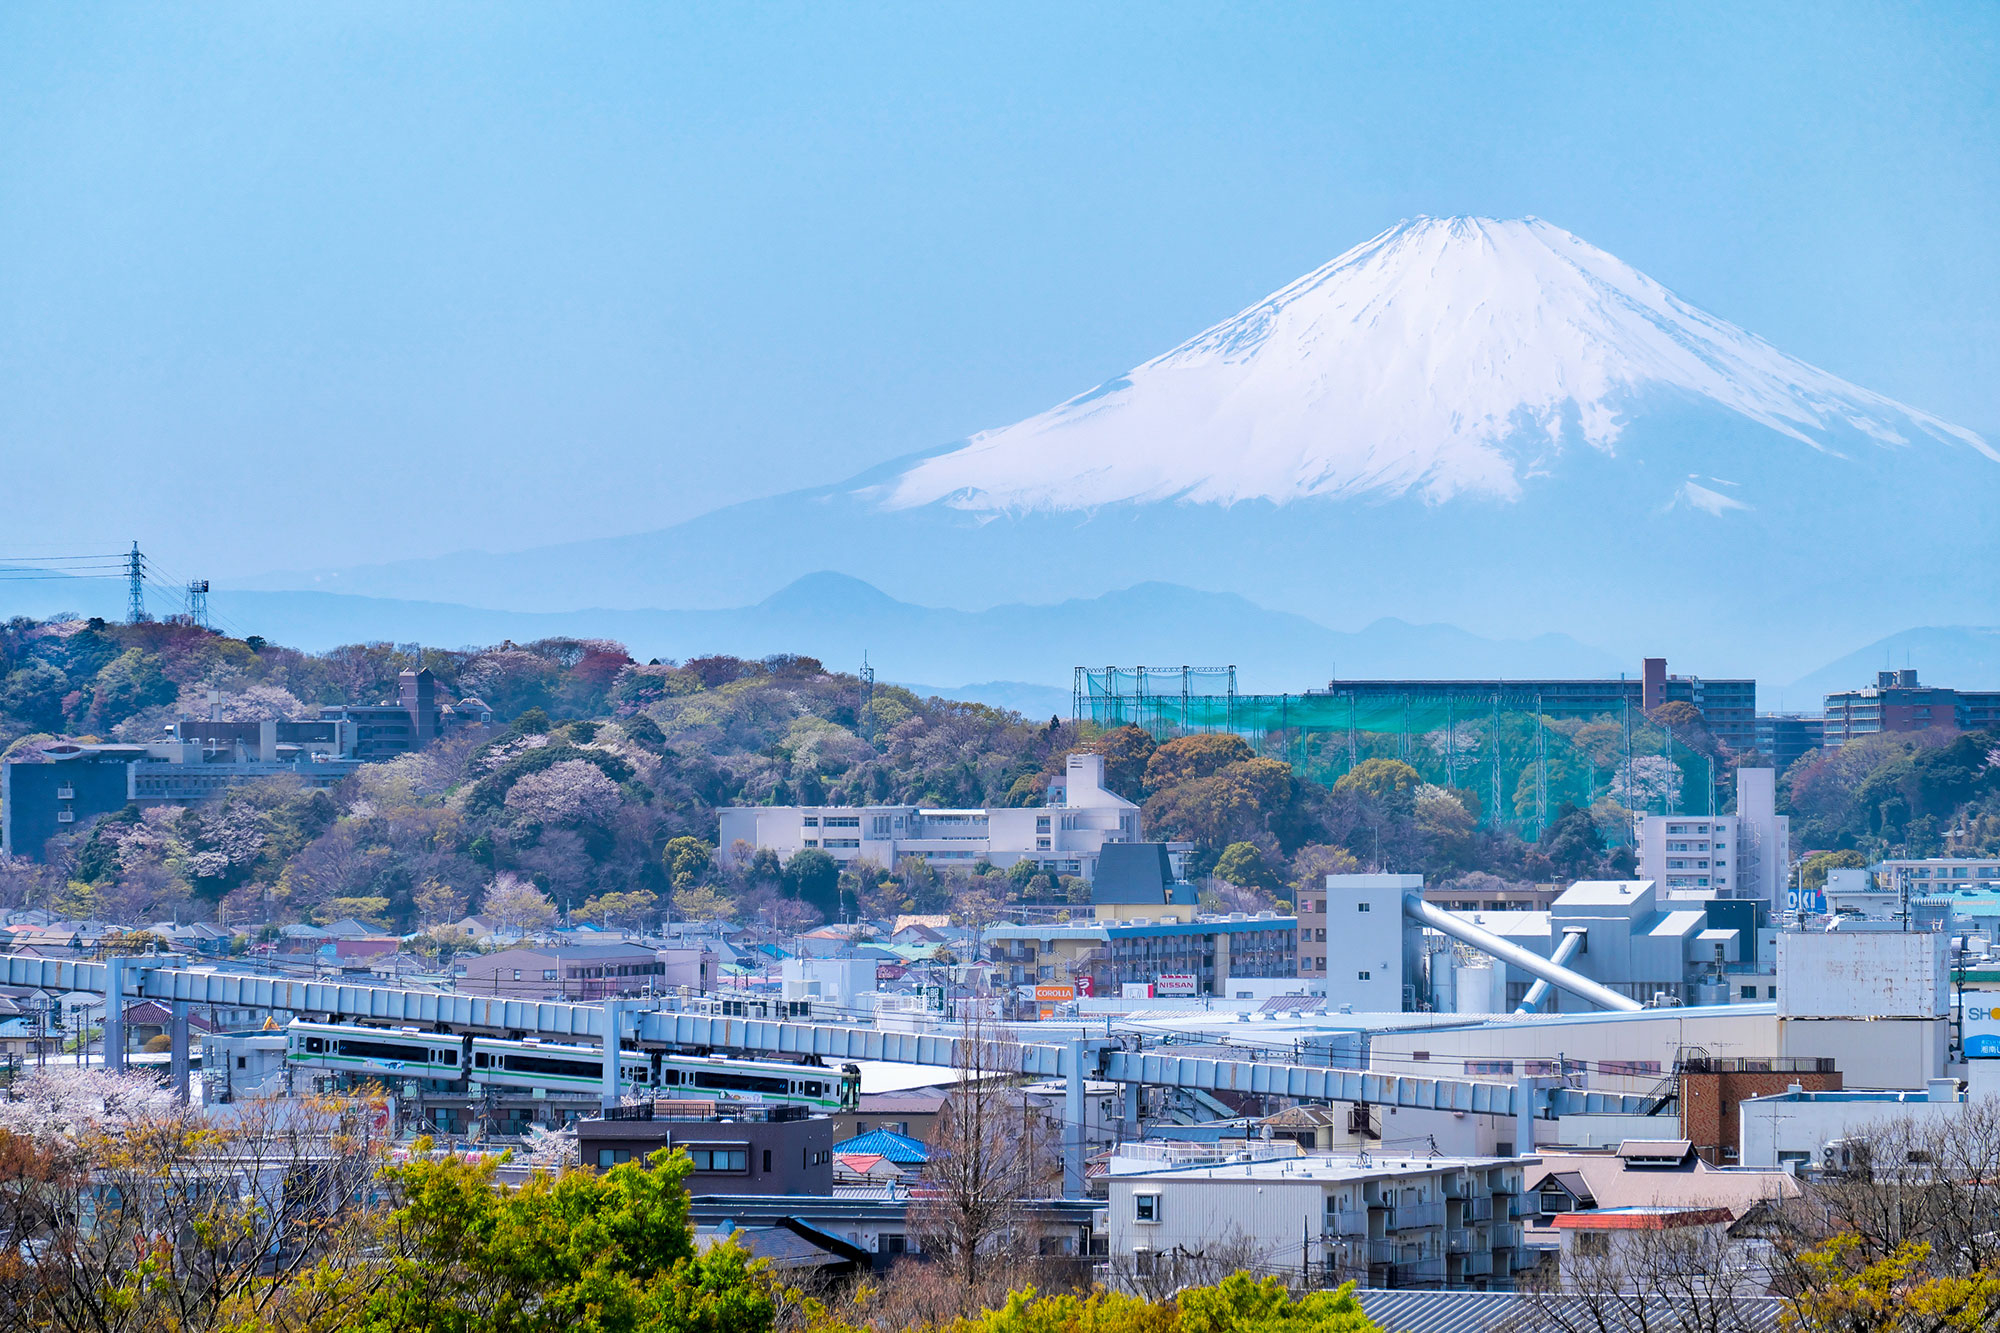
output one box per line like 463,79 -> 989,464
879,216 -> 1994,513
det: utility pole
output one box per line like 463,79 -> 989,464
185,579 -> 210,629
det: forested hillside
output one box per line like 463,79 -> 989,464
2,615 -> 1994,936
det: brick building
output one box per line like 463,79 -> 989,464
1677,1056 -> 1842,1165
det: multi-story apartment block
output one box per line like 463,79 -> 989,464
1107,1152 -> 1526,1292
1873,857 -> 2000,893
985,914 -> 1297,998
1823,669 -> 2000,745
1634,767 -> 1790,907
1314,657 -> 1758,754
716,752 -> 1140,879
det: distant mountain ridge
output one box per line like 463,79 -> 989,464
9,568 -> 1993,714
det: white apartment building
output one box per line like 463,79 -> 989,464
1874,857 -> 2000,893
716,752 -> 1140,879
1107,1151 -> 1527,1292
1635,767 -> 1790,907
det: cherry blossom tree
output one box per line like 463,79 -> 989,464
503,759 -> 620,827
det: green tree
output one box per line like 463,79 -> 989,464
1212,842 -> 1277,892
1331,758 -> 1422,803
1089,725 -> 1159,798
782,847 -> 841,920
663,835 -> 714,890
1144,733 -> 1255,791
317,1147 -> 774,1333
671,883 -> 735,922
1539,802 -> 1606,879
1802,848 -> 1869,892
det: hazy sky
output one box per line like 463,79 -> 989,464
3,3 -> 1995,581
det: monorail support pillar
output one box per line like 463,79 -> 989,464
169,1001 -> 191,1105
104,955 -> 127,1073
601,1000 -> 624,1111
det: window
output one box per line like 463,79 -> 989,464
803,817 -> 819,827
685,1147 -> 750,1172
1358,971 -> 1371,980
1466,1060 -> 1515,1075
1134,1193 -> 1160,1223
541,969 -> 558,980
1574,1232 -> 1609,1256
1741,985 -> 1757,999
881,1233 -> 907,1256
1357,902 -> 1371,912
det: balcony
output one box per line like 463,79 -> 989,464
1444,1228 -> 1473,1253
1393,1259 -> 1446,1287
1463,1197 -> 1494,1223
1461,1251 -> 1495,1277
1488,1223 -> 1522,1248
1328,1209 -> 1369,1236
1390,1202 -> 1446,1230
1361,1239 -> 1401,1265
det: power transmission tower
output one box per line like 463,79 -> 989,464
858,653 -> 875,738
185,579 -> 210,629
126,542 -> 149,623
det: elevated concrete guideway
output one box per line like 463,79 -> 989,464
2,954 -> 1651,1128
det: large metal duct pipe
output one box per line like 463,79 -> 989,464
1402,895 -> 1642,1013
1514,929 -> 1587,1014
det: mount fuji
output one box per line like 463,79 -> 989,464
239,216 -> 1996,681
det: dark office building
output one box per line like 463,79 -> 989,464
1755,714 -> 1827,774
576,1104 -> 834,1196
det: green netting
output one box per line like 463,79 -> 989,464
1073,666 -> 1718,840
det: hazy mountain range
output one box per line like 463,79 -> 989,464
6,568 -> 1993,717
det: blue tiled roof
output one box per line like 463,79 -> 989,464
832,1128 -> 930,1165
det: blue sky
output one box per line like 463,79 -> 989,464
2,3 -> 1995,580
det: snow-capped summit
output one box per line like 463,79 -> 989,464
879,216 -> 1991,513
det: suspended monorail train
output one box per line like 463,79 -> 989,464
284,1021 -> 859,1110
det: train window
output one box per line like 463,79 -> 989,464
502,1054 -> 598,1078
439,1050 -> 458,1066
337,1039 -> 445,1064
805,1083 -> 824,1096
474,1052 -> 490,1068
305,1038 -> 325,1054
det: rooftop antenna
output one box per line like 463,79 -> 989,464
126,541 -> 149,623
